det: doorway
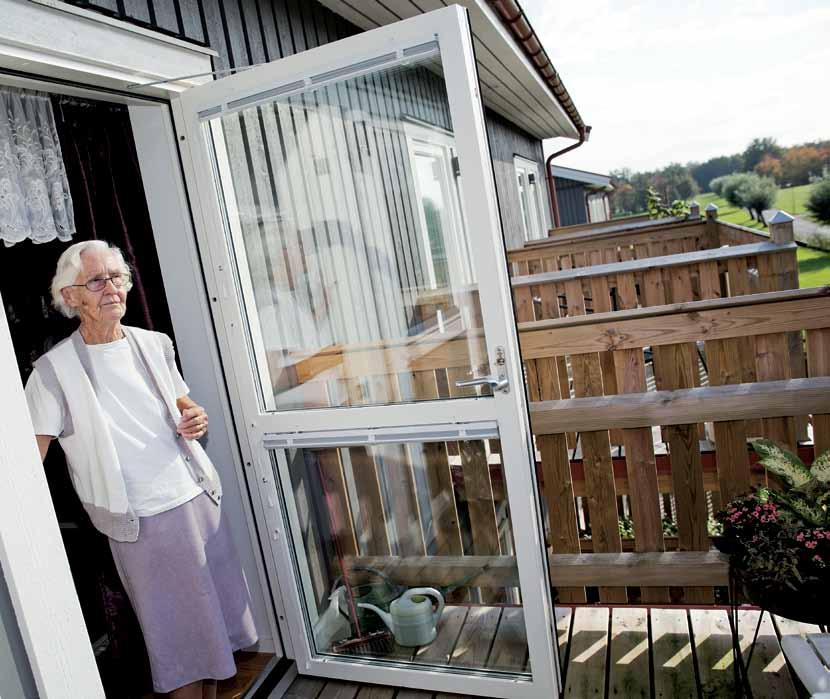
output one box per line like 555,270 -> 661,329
0,81 -> 279,697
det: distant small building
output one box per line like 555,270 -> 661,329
551,165 -> 613,227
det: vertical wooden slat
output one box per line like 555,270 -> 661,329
755,253 -> 798,449
759,250 -> 808,440
647,267 -> 711,603
411,369 -> 464,556
317,449 -> 359,558
806,329 -> 830,457
381,443 -> 426,557
348,447 -> 390,557
707,339 -> 751,503
754,331 -> 797,450
726,255 -> 762,435
702,257 -> 752,504
669,265 -> 705,438
564,264 -> 624,603
446,362 -> 502,600
613,272 -> 668,603
591,274 -> 623,446
516,282 -> 584,603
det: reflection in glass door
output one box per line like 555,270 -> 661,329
207,52 -> 489,414
272,435 -> 528,675
175,7 -> 558,697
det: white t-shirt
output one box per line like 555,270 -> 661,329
26,337 -> 202,517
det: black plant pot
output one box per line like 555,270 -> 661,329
711,536 -> 742,556
740,576 -> 830,626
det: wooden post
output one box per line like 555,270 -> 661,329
704,203 -> 719,248
689,200 -> 700,220
767,210 -> 807,440
768,209 -> 795,244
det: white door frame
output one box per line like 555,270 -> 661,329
0,2 -> 286,694
172,7 -> 559,698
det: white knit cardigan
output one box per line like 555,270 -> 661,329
33,326 -> 222,541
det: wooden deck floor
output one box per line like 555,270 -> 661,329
336,604 -> 529,674
284,605 -> 820,698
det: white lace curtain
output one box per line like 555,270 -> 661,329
0,87 -> 75,247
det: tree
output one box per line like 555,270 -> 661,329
721,173 -> 756,208
806,179 -> 830,225
609,169 -> 640,216
690,154 -> 744,191
651,163 -> 698,203
609,168 -> 650,216
780,146 -> 826,186
736,175 -> 778,224
743,137 -> 782,172
756,155 -> 783,183
709,174 -> 735,196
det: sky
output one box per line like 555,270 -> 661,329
521,0 -> 830,175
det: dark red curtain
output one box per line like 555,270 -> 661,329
0,94 -> 178,697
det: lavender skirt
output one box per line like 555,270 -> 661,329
108,492 -> 258,693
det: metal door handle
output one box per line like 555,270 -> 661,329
454,376 -> 509,393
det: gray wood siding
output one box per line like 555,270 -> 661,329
484,108 -> 550,250
553,176 -> 589,227
203,1 -> 456,352
63,1 -> 548,255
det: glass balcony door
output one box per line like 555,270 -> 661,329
173,7 -> 558,698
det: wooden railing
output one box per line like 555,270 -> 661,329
522,285 -> 830,603
509,208 -> 779,276
286,212 -> 824,609
508,219 -> 713,274
540,213 -> 652,237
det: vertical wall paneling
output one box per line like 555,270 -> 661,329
485,109 -> 549,249
553,177 -> 589,228
122,0 -> 151,24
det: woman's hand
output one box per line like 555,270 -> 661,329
177,403 -> 208,440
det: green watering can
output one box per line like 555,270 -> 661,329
331,566 -> 407,633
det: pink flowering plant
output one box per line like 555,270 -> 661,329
715,440 -> 830,597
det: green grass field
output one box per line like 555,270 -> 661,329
797,246 -> 830,288
694,183 -> 814,231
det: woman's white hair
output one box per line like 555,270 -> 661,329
51,240 -> 132,319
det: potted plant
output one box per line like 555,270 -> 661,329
715,439 -> 830,625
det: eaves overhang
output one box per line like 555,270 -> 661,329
317,0 -> 582,140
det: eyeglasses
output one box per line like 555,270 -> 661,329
65,273 -> 132,293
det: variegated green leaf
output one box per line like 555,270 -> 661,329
777,492 -> 826,526
809,449 -> 830,485
751,439 -> 811,489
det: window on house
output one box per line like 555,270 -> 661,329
404,120 -> 473,289
513,155 -> 546,241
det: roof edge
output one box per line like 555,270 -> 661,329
486,0 -> 586,133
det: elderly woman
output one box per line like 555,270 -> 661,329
25,240 -> 257,699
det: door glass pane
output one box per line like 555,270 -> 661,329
272,436 -> 530,678
203,49 -> 489,411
